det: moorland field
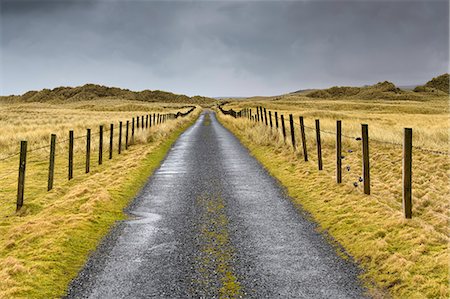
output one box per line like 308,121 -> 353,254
0,75 -> 448,298
218,74 -> 449,298
0,86 -> 211,297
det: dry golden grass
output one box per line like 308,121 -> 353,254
0,99 -> 200,298
0,99 -> 193,155
218,93 -> 449,298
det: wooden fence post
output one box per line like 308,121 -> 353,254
264,108 -> 268,126
275,112 -> 279,128
125,120 -> 129,150
118,121 -> 122,154
109,124 -> 113,160
16,140 -> 27,211
153,113 -> 156,126
256,108 -> 260,122
141,115 -> 144,128
315,120 -> 323,170
69,130 -> 74,180
86,128 -> 91,173
281,115 -> 286,142
269,111 -> 273,128
146,115 -> 148,128
289,114 -> 296,150
361,124 -> 370,194
249,109 -> 252,120
299,117 -> 308,161
260,107 -> 264,124
132,118 -> 135,142
48,134 -> 56,191
149,114 -> 152,127
403,128 -> 413,218
137,116 -> 140,129
99,125 -> 103,165
336,120 -> 342,183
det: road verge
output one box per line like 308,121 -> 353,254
0,110 -> 200,298
217,112 -> 448,299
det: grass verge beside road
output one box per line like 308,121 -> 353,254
217,113 -> 448,299
0,110 -> 200,298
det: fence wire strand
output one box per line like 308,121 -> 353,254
0,107 -> 196,197
233,107 -> 450,157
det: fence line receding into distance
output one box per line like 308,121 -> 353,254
218,104 -> 446,220
0,107 -> 196,212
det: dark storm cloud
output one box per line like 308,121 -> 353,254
0,0 -> 448,96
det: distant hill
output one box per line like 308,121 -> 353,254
413,74 -> 449,94
0,84 -> 217,106
305,81 -> 405,99
303,74 -> 449,100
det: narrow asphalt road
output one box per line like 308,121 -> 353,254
66,111 -> 367,298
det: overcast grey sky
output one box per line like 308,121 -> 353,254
0,0 -> 448,97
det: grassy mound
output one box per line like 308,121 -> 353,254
1,84 -> 216,106
306,81 -> 404,100
414,74 -> 449,94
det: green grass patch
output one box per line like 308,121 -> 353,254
0,114 -> 199,298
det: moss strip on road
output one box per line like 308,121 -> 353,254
194,193 -> 242,299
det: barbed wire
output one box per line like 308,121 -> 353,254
227,107 -> 450,157
0,108 -> 194,165
411,146 -> 450,156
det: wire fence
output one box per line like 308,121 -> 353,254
219,105 -> 449,222
0,106 -> 196,214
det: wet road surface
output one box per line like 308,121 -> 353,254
66,111 -> 367,298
